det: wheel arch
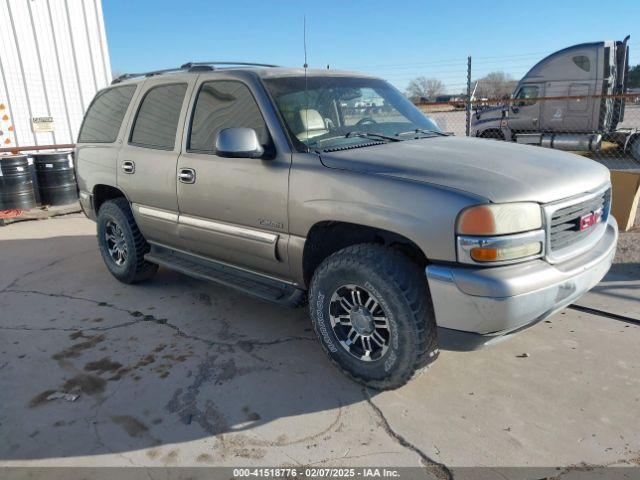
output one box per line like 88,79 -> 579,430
93,184 -> 129,213
300,221 -> 428,287
478,128 -> 506,140
623,131 -> 640,157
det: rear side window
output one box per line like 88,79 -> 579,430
189,81 -> 270,153
572,55 -> 591,72
130,83 -> 188,150
78,85 -> 136,143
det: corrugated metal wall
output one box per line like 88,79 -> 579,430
0,0 -> 112,148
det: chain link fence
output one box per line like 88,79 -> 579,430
417,93 -> 640,171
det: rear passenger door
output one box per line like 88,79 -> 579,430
117,77 -> 195,246
176,79 -> 291,278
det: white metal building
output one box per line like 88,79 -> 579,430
0,0 -> 112,148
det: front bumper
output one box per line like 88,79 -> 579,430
427,216 -> 618,350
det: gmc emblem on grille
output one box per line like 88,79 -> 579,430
579,208 -> 603,231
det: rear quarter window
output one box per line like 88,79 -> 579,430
78,85 -> 136,143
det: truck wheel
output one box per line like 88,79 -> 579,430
96,198 -> 158,284
631,137 -> 640,164
480,129 -> 505,140
309,244 -> 438,390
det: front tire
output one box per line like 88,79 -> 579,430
309,244 -> 438,390
480,129 -> 505,140
96,198 -> 158,284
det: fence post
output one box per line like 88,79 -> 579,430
465,55 -> 472,137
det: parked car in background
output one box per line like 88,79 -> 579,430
76,62 -> 617,389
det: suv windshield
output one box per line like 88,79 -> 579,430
263,76 -> 441,152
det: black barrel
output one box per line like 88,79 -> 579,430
26,155 -> 42,206
33,151 -> 78,206
0,154 -> 37,210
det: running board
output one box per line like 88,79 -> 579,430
145,245 -> 305,307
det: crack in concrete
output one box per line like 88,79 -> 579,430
1,248 -> 95,292
363,388 -> 453,480
0,324 -> 138,333
310,450 -> 405,465
1,249 -> 315,352
0,288 -> 315,352
547,454 -> 640,479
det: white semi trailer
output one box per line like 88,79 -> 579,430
0,0 -> 112,149
472,37 -> 639,163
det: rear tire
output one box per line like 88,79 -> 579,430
96,198 -> 158,284
309,244 -> 438,390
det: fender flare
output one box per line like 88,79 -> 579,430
623,130 -> 640,152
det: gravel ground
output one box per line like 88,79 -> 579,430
614,206 -> 640,264
616,231 -> 640,263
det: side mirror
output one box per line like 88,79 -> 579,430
215,128 -> 264,159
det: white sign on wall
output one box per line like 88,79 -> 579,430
31,116 -> 55,133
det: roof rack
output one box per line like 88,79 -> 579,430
181,61 -> 281,69
111,61 -> 280,84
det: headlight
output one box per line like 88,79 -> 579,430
456,203 -> 545,265
457,203 -> 542,235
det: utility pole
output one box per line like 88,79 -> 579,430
465,56 -> 472,137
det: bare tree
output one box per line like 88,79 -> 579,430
405,77 -> 445,102
628,64 -> 640,88
474,71 -> 517,99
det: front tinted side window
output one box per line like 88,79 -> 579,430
130,83 -> 188,150
78,85 -> 136,143
515,86 -> 539,107
189,81 -> 270,153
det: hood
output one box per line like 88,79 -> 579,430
320,136 -> 610,204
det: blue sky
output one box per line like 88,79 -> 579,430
103,0 -> 640,93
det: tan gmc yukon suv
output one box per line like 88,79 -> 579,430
76,62 -> 617,389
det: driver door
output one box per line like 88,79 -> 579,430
508,84 -> 542,133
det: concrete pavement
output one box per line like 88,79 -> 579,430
0,214 -> 638,474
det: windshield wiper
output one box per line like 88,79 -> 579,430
309,131 -> 401,152
396,128 -> 450,137
345,131 -> 402,142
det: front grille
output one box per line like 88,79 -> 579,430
548,188 -> 611,252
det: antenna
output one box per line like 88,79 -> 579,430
303,15 -> 308,70
303,15 -> 310,152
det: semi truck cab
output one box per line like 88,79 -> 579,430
472,36 -> 639,162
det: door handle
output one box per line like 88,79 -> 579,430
121,160 -> 135,174
178,168 -> 196,184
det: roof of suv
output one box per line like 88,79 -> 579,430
111,63 -> 376,85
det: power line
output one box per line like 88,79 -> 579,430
347,41 -> 640,71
